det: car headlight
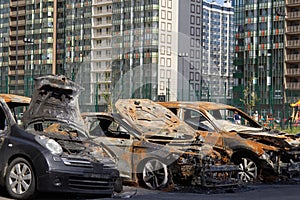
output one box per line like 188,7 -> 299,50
35,135 -> 63,155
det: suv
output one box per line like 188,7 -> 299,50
158,101 -> 290,182
0,75 -> 120,199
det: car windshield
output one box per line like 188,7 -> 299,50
207,108 -> 264,132
25,120 -> 88,138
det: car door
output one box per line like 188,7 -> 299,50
92,117 -> 134,180
177,107 -> 224,148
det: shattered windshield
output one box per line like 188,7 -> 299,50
207,108 -> 263,132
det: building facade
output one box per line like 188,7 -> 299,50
200,0 -> 234,103
111,0 -> 234,103
233,0 -> 285,118
285,0 -> 300,106
0,0 -> 113,112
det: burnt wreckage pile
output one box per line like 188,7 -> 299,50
83,98 -> 241,191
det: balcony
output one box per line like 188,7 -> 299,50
286,26 -> 300,34
286,40 -> 300,48
93,0 -> 112,6
10,29 -> 25,36
9,50 -> 25,56
286,68 -> 300,76
93,10 -> 112,17
10,0 -> 26,7
10,10 -> 26,17
8,69 -> 25,75
93,21 -> 112,28
287,0 -> 300,6
10,40 -> 25,46
286,54 -> 300,62
286,82 -> 300,90
287,11 -> 300,20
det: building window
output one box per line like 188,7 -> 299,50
196,5 -> 201,14
167,35 -> 172,44
191,4 -> 195,13
160,69 -> 165,78
167,23 -> 172,32
161,22 -> 166,31
161,10 -> 166,19
167,11 -> 172,20
191,15 -> 195,24
166,70 -> 171,78
190,38 -> 194,47
167,46 -> 171,55
161,34 -> 165,43
167,58 -> 171,67
190,61 -> 194,69
161,57 -> 165,66
168,0 -> 172,8
190,72 -> 194,80
190,27 -> 195,36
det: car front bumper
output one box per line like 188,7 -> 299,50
37,168 -> 119,195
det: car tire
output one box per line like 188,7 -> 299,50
140,158 -> 169,190
5,158 -> 36,200
236,157 -> 258,183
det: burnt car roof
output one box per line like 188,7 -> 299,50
0,94 -> 31,108
22,75 -> 87,135
114,99 -> 197,140
159,101 -> 262,128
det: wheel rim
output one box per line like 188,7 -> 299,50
238,158 -> 257,182
8,162 -> 32,195
142,159 -> 168,189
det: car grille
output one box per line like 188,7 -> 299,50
69,176 -> 114,190
62,157 -> 93,168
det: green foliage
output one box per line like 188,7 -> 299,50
240,78 -> 259,113
280,126 -> 300,134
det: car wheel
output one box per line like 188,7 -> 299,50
5,158 -> 36,199
237,157 -> 258,183
142,159 -> 169,189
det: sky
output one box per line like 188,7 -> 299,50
205,0 -> 225,5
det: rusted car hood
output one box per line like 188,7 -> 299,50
115,99 -> 198,142
215,117 -> 300,147
0,94 -> 31,108
23,75 -> 87,136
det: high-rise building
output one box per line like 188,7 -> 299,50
233,0 -> 285,118
111,0 -> 234,103
285,0 -> 300,105
0,0 -> 26,95
200,0 -> 234,103
0,0 -> 112,112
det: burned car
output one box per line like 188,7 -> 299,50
82,99 -> 240,190
0,75 -> 120,199
158,101 -> 300,181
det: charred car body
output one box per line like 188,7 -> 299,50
0,75 -> 120,200
82,99 -> 240,190
159,101 -> 300,181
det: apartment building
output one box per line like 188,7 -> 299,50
0,0 -> 113,112
199,0 -> 234,103
111,0 -> 234,103
233,0 -> 285,118
285,0 -> 300,105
